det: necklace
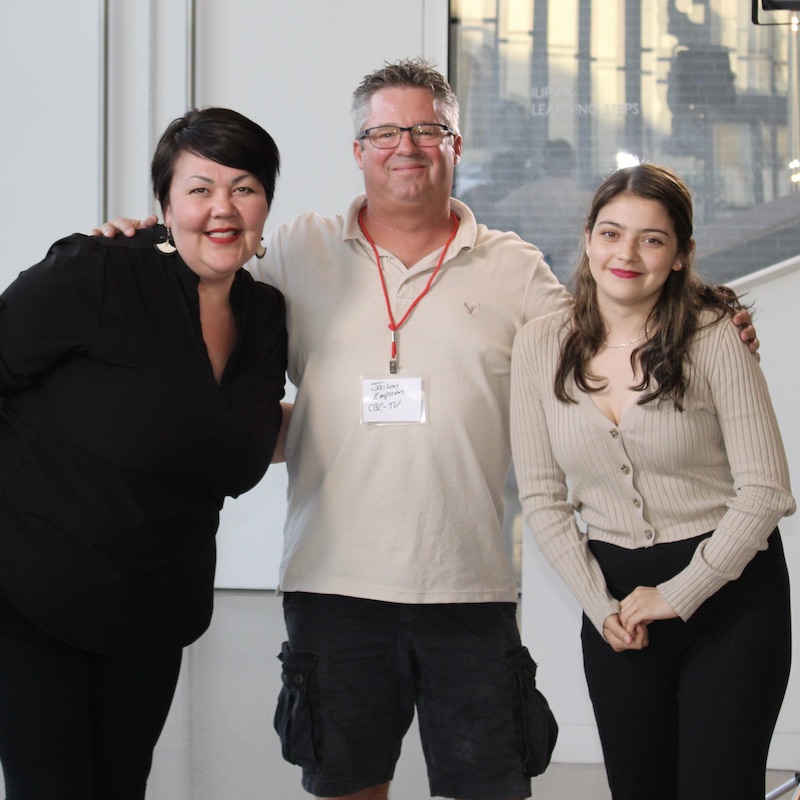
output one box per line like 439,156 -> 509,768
603,329 -> 650,349
358,206 -> 459,373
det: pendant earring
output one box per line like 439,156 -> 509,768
255,240 -> 266,259
155,227 -> 177,255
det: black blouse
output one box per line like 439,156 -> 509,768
0,228 -> 287,654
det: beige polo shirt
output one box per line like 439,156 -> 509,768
251,195 -> 570,603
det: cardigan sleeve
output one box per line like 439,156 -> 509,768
511,316 -> 620,634
0,234 -> 104,395
656,318 -> 795,619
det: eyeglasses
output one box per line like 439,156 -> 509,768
358,124 -> 455,149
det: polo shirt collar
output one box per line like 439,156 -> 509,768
343,194 -> 479,256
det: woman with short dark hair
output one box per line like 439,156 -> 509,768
0,107 -> 287,798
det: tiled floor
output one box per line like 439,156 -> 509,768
2,590 -> 794,798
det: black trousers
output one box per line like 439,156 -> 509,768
0,619 -> 182,800
582,530 -> 791,800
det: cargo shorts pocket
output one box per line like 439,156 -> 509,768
506,645 -> 559,776
273,641 -> 321,771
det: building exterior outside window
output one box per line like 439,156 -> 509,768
451,0 -> 800,283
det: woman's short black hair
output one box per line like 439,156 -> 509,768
151,107 -> 280,211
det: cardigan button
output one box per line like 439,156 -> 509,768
620,464 -> 630,475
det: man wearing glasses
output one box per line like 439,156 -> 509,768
96,58 -> 756,800
263,59 -> 566,800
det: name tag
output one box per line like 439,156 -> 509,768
361,377 -> 424,423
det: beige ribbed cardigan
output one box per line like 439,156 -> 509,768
510,308 -> 795,635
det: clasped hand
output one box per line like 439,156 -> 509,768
603,586 -> 678,652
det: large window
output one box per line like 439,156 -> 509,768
451,0 -> 800,284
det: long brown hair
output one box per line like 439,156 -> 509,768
554,164 -> 743,411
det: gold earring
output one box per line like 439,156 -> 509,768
155,227 -> 177,255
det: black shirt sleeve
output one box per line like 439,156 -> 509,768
0,233 -> 106,395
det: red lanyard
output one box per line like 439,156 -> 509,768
358,206 -> 459,373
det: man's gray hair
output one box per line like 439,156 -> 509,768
351,57 -> 460,138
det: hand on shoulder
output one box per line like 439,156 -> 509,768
90,215 -> 159,238
731,308 -> 760,360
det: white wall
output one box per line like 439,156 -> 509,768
0,3 -> 102,277
731,260 -> 800,769
522,257 -> 800,770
